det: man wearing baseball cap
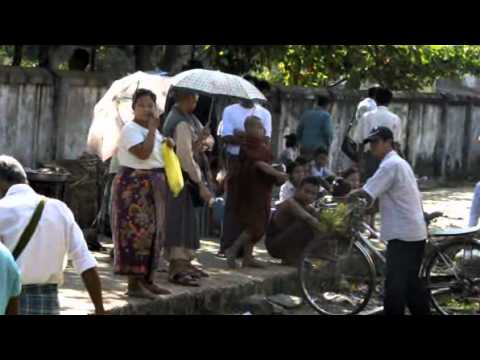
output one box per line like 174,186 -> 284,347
348,126 -> 430,315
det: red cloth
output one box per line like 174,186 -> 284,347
230,136 -> 276,242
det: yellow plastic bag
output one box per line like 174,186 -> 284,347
162,143 -> 184,197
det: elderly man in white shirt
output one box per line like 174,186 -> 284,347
348,127 -> 430,316
0,155 -> 104,315
355,86 -> 378,125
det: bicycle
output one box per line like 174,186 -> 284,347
299,197 -> 480,315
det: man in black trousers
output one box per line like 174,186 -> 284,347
348,127 -> 431,315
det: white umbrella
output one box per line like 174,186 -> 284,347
171,69 -> 266,101
170,69 -> 267,127
87,71 -> 172,161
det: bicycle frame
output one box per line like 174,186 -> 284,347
355,220 -> 464,283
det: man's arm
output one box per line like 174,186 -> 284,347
65,206 -> 105,315
286,199 -> 323,232
81,267 -> 105,315
222,133 -> 245,146
347,188 -> 374,207
5,297 -> 19,315
349,163 -> 396,205
255,161 -> 289,184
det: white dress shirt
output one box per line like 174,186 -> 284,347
220,103 -> 272,156
0,184 -> 97,285
354,106 -> 402,145
363,151 -> 427,242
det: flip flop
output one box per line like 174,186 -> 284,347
169,272 -> 200,287
189,265 -> 209,278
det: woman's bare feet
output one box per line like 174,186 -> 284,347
127,280 -> 158,300
142,281 -> 172,295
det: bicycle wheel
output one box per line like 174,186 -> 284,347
425,240 -> 480,315
299,237 -> 376,315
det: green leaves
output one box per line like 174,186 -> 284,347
203,45 -> 480,90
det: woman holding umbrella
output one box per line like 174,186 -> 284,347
112,88 -> 173,298
163,89 -> 215,287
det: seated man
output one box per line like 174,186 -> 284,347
310,148 -> 356,196
278,160 -> 306,204
266,177 -> 324,266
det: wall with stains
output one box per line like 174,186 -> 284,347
1,66 -> 480,180
0,66 -> 110,168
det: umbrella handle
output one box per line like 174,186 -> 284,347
206,97 -> 215,129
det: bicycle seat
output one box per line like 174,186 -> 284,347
430,224 -> 480,237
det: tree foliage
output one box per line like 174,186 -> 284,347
4,45 -> 480,91
203,45 -> 480,90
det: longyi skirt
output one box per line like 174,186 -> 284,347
111,167 -> 167,277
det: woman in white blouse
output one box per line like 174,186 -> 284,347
112,89 -> 174,299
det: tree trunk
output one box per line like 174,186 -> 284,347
159,45 -> 193,75
134,45 -> 154,71
38,46 -> 51,69
90,45 -> 97,72
12,45 -> 23,66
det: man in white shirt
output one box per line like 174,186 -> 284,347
221,100 -> 272,162
355,87 -> 378,127
219,99 -> 272,255
348,127 -> 430,315
0,155 -> 105,315
354,88 -> 402,183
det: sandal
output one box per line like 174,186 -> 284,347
188,264 -> 209,278
169,272 -> 200,287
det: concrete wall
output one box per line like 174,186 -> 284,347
268,87 -> 480,180
0,66 -> 111,168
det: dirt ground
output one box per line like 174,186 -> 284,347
58,183 -> 478,315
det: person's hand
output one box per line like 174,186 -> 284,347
346,189 -> 362,202
164,137 -> 175,148
203,136 -> 215,152
200,127 -> 211,140
148,113 -> 161,131
234,130 -> 246,144
199,183 -> 214,203
276,172 -> 289,185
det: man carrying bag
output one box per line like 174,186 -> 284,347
0,155 -> 105,315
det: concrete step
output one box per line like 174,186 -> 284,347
59,238 -> 300,315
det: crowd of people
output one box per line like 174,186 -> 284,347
2,78 -> 479,316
